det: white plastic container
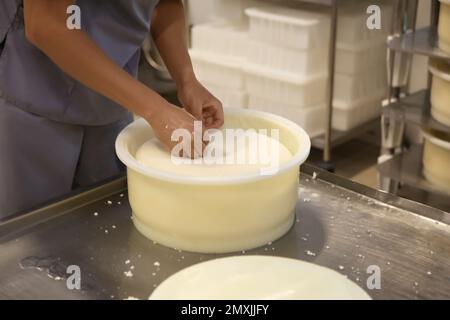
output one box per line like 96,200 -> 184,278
438,0 -> 450,54
190,49 -> 245,90
203,83 -> 248,109
337,0 -> 392,46
246,38 -> 328,76
245,64 -> 328,108
115,109 -> 311,254
336,39 -> 387,75
333,67 -> 387,103
191,22 -> 248,61
245,6 -> 330,50
422,129 -> 450,191
332,94 -> 384,131
248,95 -> 325,138
212,0 -> 259,23
429,59 -> 450,127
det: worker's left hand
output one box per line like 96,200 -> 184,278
177,79 -> 224,130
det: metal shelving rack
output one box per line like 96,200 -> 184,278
295,0 -> 388,172
378,0 -> 450,210
290,0 -> 338,171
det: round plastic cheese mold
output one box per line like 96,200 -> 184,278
149,256 -> 371,300
429,59 -> 450,127
422,129 -> 450,191
115,108 -> 311,253
438,0 -> 450,55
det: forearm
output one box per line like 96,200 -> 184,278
24,0 -> 167,120
151,0 -> 195,87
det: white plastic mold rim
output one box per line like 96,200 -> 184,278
246,39 -> 328,75
245,62 -> 328,85
203,84 -> 248,109
422,129 -> 450,151
116,108 -> 311,185
333,90 -> 386,110
429,59 -> 450,82
189,49 -> 243,70
191,22 -> 249,60
245,6 -> 327,27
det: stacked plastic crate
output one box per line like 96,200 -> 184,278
332,0 -> 392,131
189,0 -> 258,109
190,22 -> 249,109
189,0 -> 392,135
244,5 -> 330,138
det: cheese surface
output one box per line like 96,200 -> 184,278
135,131 -> 292,177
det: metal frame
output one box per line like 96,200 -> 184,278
321,0 -> 338,170
307,0 -> 386,172
378,0 -> 450,207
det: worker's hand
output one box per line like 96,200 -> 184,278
177,78 -> 224,129
147,103 -> 207,159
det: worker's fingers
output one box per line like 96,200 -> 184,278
210,117 -> 224,129
203,101 -> 224,129
204,116 -> 213,127
202,109 -> 215,118
186,139 -> 207,159
188,103 -> 203,121
184,121 -> 208,159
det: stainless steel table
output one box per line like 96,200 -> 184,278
1,164 -> 449,300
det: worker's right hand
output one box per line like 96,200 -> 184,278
146,103 -> 207,159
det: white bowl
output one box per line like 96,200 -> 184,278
116,108 -> 311,253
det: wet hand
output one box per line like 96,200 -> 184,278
177,79 -> 224,130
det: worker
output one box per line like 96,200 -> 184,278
0,0 -> 223,219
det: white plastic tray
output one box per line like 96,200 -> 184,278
248,94 -> 325,138
191,22 -> 248,61
337,0 -> 393,46
245,6 -> 330,50
245,63 -> 328,108
190,49 -> 245,90
212,0 -> 259,23
203,83 -> 248,109
333,67 -> 388,103
332,94 -> 384,131
246,38 -> 329,76
336,39 -> 387,75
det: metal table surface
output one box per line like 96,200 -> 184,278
0,164 -> 449,300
